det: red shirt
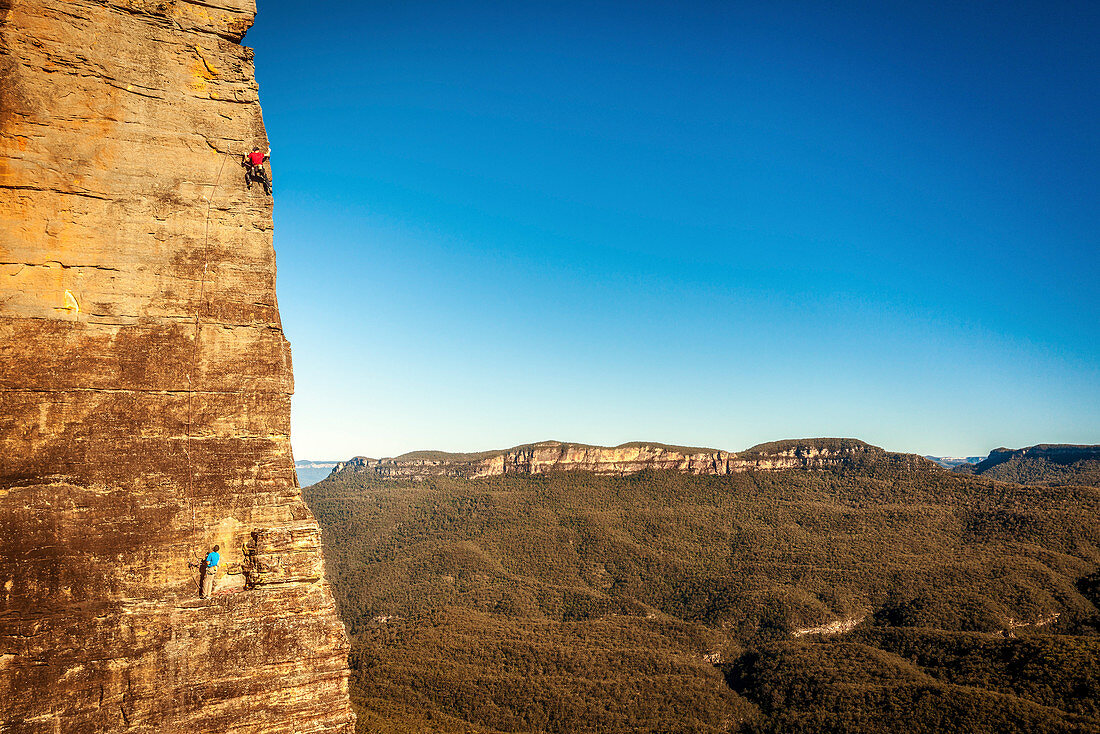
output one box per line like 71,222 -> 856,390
248,151 -> 265,166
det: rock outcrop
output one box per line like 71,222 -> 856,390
0,1 -> 354,731
330,438 -> 926,480
332,442 -> 737,479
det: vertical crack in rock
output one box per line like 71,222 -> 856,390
0,1 -> 356,731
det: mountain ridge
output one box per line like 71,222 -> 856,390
328,437 -> 925,480
926,455 -> 988,469
953,444 -> 1100,486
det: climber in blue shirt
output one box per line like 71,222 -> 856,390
200,545 -> 220,599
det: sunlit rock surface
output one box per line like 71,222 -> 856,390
330,438 -> 927,480
0,1 -> 354,730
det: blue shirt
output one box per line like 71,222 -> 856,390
205,551 -> 220,568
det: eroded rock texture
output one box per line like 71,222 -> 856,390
0,1 -> 355,731
330,438 -> 930,480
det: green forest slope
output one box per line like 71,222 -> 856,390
954,444 -> 1100,487
305,449 -> 1100,733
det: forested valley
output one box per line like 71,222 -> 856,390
305,444 -> 1100,733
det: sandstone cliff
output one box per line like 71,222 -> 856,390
330,438 -> 924,480
0,1 -> 354,731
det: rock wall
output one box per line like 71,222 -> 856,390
335,443 -> 737,479
0,1 -> 354,731
330,438 -> 919,480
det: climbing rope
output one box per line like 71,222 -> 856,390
183,147 -> 232,556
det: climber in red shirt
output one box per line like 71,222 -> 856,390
244,146 -> 271,195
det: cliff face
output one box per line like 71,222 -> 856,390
334,443 -> 738,479
330,438 -> 916,480
0,1 -> 354,731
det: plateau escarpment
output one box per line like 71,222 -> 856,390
953,444 -> 1100,486
330,437 -> 930,480
0,1 -> 353,731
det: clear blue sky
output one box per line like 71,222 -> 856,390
246,1 -> 1099,460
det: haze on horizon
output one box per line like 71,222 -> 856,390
248,1 -> 1099,461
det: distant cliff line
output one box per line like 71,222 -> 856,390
327,438 -> 934,480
